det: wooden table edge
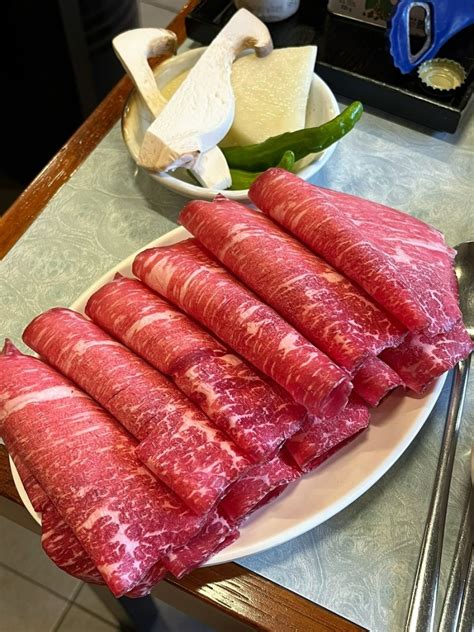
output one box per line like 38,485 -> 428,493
0,4 -> 364,629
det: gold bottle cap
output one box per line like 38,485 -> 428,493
417,58 -> 466,92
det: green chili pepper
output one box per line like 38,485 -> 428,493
223,101 -> 363,172
229,150 -> 295,190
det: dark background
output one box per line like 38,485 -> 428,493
0,0 -> 139,213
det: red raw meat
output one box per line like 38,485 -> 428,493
247,479 -> 290,513
12,444 -> 229,592
249,169 -> 462,336
9,444 -> 106,584
286,398 -> 370,472
381,320 -> 473,393
86,275 -> 305,463
10,444 -> 171,592
352,357 -> 403,406
301,430 -> 368,473
136,424 -> 247,517
180,196 -> 405,372
41,503 -> 105,585
172,352 -> 305,462
219,451 -> 301,524
133,240 -> 351,419
23,309 -> 250,515
163,511 -> 239,578
87,275 -> 224,376
8,445 -> 48,513
0,341 -> 205,597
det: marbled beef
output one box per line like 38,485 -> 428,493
86,275 -> 305,463
133,240 -> 351,419
180,196 -> 405,372
23,309 -> 249,515
0,342 -> 205,596
249,169 -> 462,336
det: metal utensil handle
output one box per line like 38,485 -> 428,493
438,488 -> 473,632
456,548 -> 473,632
405,355 -> 471,632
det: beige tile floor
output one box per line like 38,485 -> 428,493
1,4 -> 217,630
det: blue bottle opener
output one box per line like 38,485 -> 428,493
388,0 -> 474,74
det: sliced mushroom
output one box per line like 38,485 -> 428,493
139,9 -> 273,174
113,28 -> 178,118
114,28 -> 232,190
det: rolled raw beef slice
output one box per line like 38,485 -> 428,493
172,352 -> 305,462
0,341 -> 205,597
381,320 -> 473,393
24,308 -> 198,442
352,356 -> 403,407
219,451 -> 301,525
249,169 -> 462,336
163,511 -> 239,579
23,309 -> 250,515
8,444 -> 49,514
12,446 -> 225,593
86,275 -> 225,376
133,240 -> 351,419
41,503 -> 106,585
124,562 -> 168,598
286,397 -> 370,472
8,444 -> 106,584
180,196 -> 405,372
7,370 -> 302,586
86,275 -> 305,463
302,430 -> 369,473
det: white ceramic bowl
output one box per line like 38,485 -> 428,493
122,47 -> 340,201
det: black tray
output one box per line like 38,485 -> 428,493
185,0 -> 474,133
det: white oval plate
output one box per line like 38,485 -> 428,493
122,47 -> 340,201
10,227 -> 447,565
